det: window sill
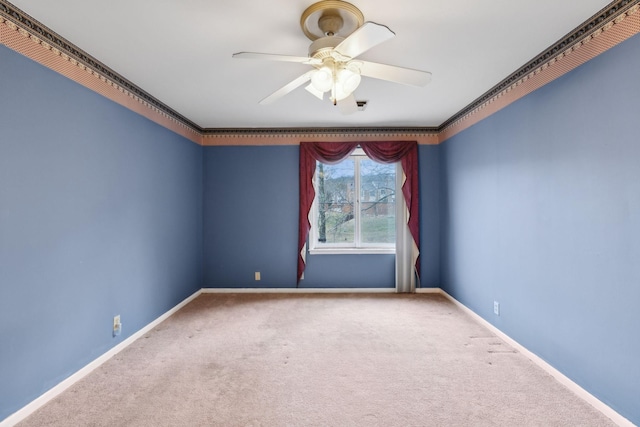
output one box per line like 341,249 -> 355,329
309,248 -> 396,255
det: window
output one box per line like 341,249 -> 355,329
310,149 -> 397,254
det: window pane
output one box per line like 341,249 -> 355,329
360,159 -> 395,244
317,160 -> 355,244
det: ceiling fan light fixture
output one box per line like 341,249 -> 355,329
333,79 -> 357,102
337,67 -> 361,94
305,83 -> 325,100
311,66 -> 334,92
334,86 -> 352,101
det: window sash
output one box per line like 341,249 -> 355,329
310,152 -> 397,253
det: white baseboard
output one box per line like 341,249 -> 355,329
438,289 -> 634,427
415,287 -> 441,293
0,289 -> 203,427
201,287 -> 397,294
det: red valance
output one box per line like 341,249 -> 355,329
298,141 -> 420,282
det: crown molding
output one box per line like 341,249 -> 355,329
202,127 -> 439,136
2,0 -> 638,145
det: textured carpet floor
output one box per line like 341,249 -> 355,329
18,293 -> 616,426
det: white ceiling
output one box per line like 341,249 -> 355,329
8,0 -> 614,129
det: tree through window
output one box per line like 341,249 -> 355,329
313,149 -> 396,249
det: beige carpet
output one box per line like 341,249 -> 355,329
19,293 -> 615,426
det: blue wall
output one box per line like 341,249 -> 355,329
419,144 -> 441,288
440,34 -> 640,424
202,146 -> 303,287
202,145 -> 441,288
0,45 -> 203,420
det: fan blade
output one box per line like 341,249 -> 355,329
359,60 -> 432,87
233,52 -> 320,65
333,22 -> 395,60
337,93 -> 358,115
259,70 -> 316,105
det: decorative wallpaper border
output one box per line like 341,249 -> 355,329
1,0 -> 638,146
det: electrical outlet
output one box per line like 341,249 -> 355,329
113,315 -> 122,337
493,301 -> 500,316
255,272 -> 261,281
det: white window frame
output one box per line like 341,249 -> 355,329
309,148 -> 398,255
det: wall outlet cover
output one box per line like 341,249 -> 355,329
113,315 -> 122,337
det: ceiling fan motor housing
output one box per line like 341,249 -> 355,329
318,12 -> 344,36
309,36 -> 345,59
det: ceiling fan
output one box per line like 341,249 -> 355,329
232,0 -> 432,114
